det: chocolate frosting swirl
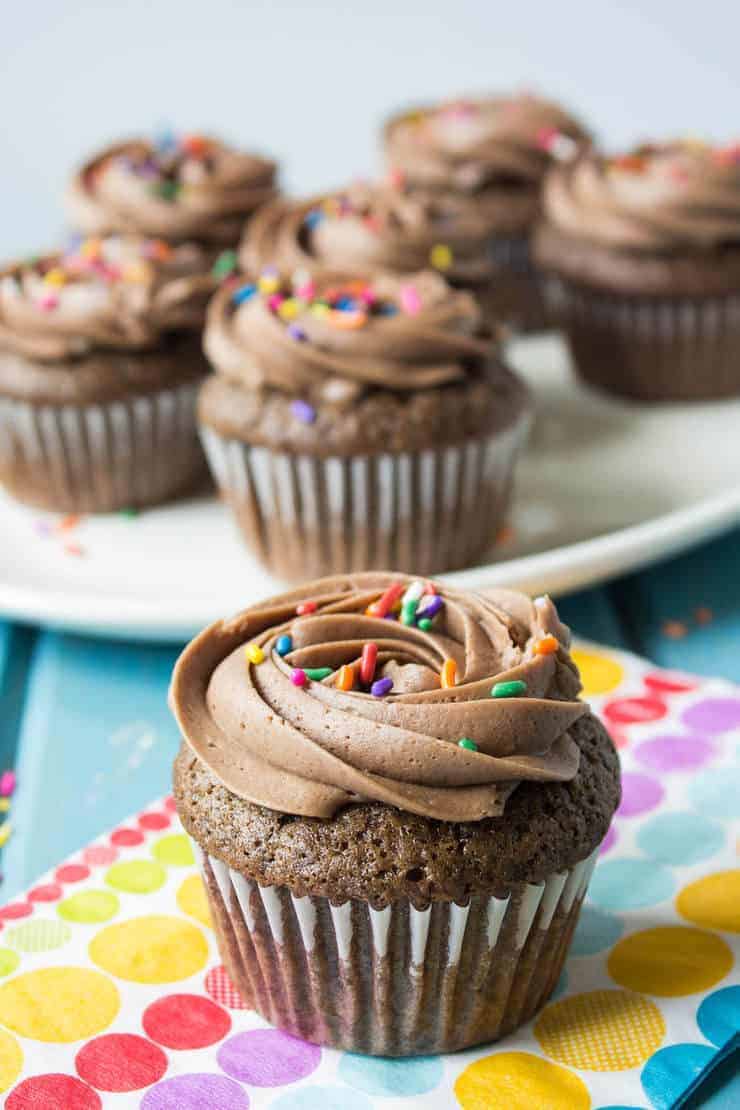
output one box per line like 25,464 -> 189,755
0,236 -> 213,361
542,141 -> 740,251
171,574 -> 586,821
241,183 -> 495,284
384,94 -> 588,195
204,269 -> 492,401
67,134 -> 277,245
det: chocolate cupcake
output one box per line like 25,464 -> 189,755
172,573 -> 621,1055
534,140 -> 740,400
0,235 -> 211,512
67,132 -> 277,280
241,182 -> 498,320
199,268 -> 530,578
383,94 -> 589,330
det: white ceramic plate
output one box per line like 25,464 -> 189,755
2,334 -> 740,641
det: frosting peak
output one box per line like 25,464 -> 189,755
170,574 -> 586,821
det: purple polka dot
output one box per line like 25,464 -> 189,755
617,772 -> 664,817
600,823 -> 618,855
634,733 -> 716,772
217,1030 -> 321,1086
141,1075 -> 249,1110
682,698 -> 740,734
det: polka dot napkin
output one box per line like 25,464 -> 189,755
0,644 -> 738,1108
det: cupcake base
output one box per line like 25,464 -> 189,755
0,383 -> 206,512
546,275 -> 740,400
200,420 -> 529,579
194,842 -> 597,1056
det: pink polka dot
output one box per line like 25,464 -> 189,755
76,1034 -> 167,1092
138,813 -> 171,831
217,1029 -> 320,1086
682,697 -> 740,734
644,672 -> 697,695
205,966 -> 250,1010
56,863 -> 91,883
110,828 -> 144,848
635,733 -> 716,773
617,772 -> 664,817
603,695 -> 667,726
0,903 -> 32,921
28,883 -> 63,903
600,824 -> 618,855
143,994 -> 231,1049
7,1075 -> 101,1110
83,845 -> 118,867
141,1074 -> 249,1110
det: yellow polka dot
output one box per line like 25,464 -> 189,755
571,649 -> 624,697
89,914 -> 208,984
151,834 -> 194,867
0,1029 -> 22,1092
177,874 -> 212,928
534,989 -> 665,1070
0,967 -> 119,1042
105,859 -> 166,894
608,926 -> 733,997
58,890 -> 120,924
454,1051 -> 590,1110
677,870 -> 740,933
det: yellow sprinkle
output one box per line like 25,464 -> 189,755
258,275 -> 279,294
44,267 -> 67,287
0,822 -> 12,847
278,298 -> 300,320
245,643 -> 265,665
430,244 -> 453,270
310,303 -> 329,318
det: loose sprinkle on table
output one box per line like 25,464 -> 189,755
440,659 -> 457,689
694,607 -> 714,626
371,677 -> 393,697
245,643 -> 265,665
662,620 -> 688,640
491,680 -> 527,698
275,635 -> 292,656
360,643 -> 378,686
458,738 -> 478,751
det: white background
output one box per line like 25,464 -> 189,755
1,1 -> 737,258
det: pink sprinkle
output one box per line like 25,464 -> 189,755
296,281 -> 316,300
388,168 -> 406,189
38,294 -> 59,311
291,668 -> 307,687
0,771 -> 16,798
400,284 -> 421,315
536,126 -> 557,151
358,286 -> 377,306
267,293 -> 285,312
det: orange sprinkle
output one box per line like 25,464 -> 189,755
440,659 -> 457,689
327,309 -> 367,330
56,514 -> 81,533
534,635 -> 559,656
336,664 -> 355,692
662,620 -> 688,640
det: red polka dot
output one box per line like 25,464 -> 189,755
7,1074 -> 101,1110
603,695 -> 667,726
28,883 -> 63,903
644,672 -> 697,695
76,1033 -> 167,1093
82,845 -> 118,867
143,993 -> 231,1049
110,828 -> 145,848
0,902 -> 32,921
56,863 -> 91,883
163,796 -> 177,813
205,965 -> 250,1010
138,813 -> 171,831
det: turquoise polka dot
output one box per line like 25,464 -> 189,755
338,1053 -> 443,1097
588,859 -> 675,911
641,1043 -> 715,1109
688,768 -> 740,819
698,986 -> 740,1048
571,905 -> 624,956
270,1086 -> 373,1110
637,811 -> 725,866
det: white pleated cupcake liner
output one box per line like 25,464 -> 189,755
543,275 -> 740,400
200,415 -> 529,579
194,841 -> 598,1056
0,382 -> 205,512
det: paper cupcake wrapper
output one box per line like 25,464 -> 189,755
200,417 -> 529,580
0,383 -> 205,512
487,233 -> 548,333
544,275 -> 740,400
194,842 -> 598,1056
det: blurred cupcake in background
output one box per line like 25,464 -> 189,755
199,267 -> 530,578
67,132 -> 278,291
383,93 -> 589,331
534,139 -> 740,400
0,235 -> 211,512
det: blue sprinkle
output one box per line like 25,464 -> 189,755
304,209 -> 324,229
291,400 -> 316,424
287,323 -> 307,342
276,634 -> 293,656
232,283 -> 257,305
335,296 -> 357,311
377,303 -> 398,317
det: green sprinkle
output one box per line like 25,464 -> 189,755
418,617 -> 432,631
154,180 -> 181,201
458,738 -> 478,751
211,249 -> 238,279
401,600 -> 419,626
491,680 -> 527,699
120,507 -> 138,519
304,667 -> 333,681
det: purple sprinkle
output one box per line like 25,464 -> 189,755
371,677 -> 393,697
416,594 -> 444,620
291,400 -> 316,424
287,323 -> 307,342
